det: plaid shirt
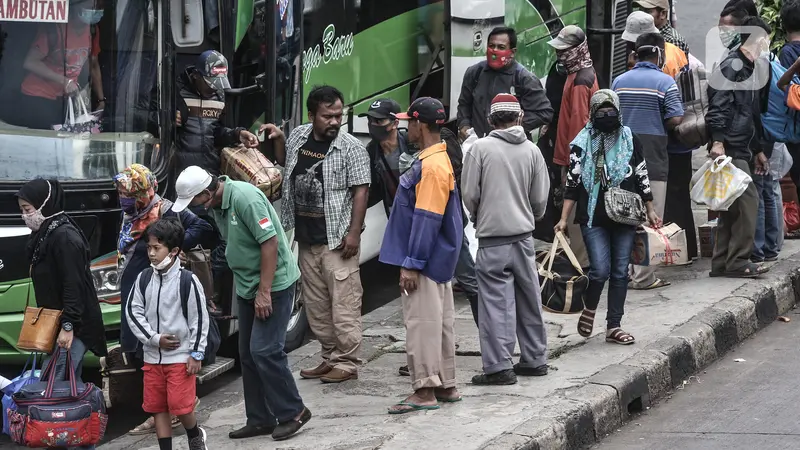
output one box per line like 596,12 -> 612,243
660,24 -> 689,54
280,124 -> 371,249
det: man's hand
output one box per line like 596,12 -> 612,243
755,152 -> 770,176
186,357 -> 202,375
458,126 -> 470,142
254,288 -> 273,320
57,329 -> 73,350
239,130 -> 260,148
339,231 -> 360,260
710,142 -> 726,159
554,219 -> 568,234
399,268 -> 420,294
158,334 -> 181,350
175,111 -> 183,127
258,123 -> 285,142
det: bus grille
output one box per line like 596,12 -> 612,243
611,0 -> 631,81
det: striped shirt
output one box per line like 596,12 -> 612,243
612,62 -> 684,137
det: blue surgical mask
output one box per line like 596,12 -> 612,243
119,197 -> 137,215
79,9 -> 104,25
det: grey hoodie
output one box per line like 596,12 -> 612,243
126,260 -> 209,365
461,125 -> 550,244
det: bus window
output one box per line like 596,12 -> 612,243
0,0 -> 161,182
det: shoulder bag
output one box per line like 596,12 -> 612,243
17,268 -> 62,353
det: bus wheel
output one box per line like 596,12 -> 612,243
285,278 -> 308,352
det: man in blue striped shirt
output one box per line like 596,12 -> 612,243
612,32 -> 683,290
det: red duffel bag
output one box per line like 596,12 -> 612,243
785,202 -> 800,233
9,348 -> 108,448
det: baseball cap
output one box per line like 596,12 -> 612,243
634,0 -> 670,10
172,166 -> 213,213
395,97 -> 446,125
196,50 -> 231,91
548,25 -> 586,50
489,93 -> 521,115
358,99 -> 401,120
622,11 -> 660,43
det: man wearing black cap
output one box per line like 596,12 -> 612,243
175,50 -> 260,176
380,97 -> 463,414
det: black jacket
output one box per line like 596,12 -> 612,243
31,221 -> 107,357
706,48 -> 770,160
175,68 -> 242,176
457,60 -> 553,138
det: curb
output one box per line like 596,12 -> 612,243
508,262 -> 800,450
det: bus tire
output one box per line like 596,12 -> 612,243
284,279 -> 307,352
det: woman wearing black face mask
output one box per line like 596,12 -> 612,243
16,179 -> 107,389
555,90 -> 660,346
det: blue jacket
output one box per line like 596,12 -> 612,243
379,142 -> 463,283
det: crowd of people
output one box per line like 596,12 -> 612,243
13,0 -> 800,447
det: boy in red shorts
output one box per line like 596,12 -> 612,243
127,218 -> 210,450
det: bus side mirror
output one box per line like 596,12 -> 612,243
170,0 -> 205,48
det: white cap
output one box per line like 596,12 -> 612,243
172,166 -> 213,213
622,11 -> 660,43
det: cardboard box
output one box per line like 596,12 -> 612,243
698,221 -> 717,258
631,223 -> 690,267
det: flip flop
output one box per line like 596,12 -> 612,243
631,278 -> 671,290
435,396 -> 463,403
387,401 -> 441,415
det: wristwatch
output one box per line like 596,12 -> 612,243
191,351 -> 204,361
62,322 -> 73,332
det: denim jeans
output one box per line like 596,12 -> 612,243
455,229 -> 479,326
42,338 -> 94,450
753,174 -> 780,261
238,283 -> 305,426
775,180 -> 785,251
581,225 -> 637,329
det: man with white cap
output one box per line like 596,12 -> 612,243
635,0 -> 688,54
172,166 -> 312,442
622,11 -> 687,78
461,93 -> 550,385
547,25 -> 598,270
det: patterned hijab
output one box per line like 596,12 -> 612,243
570,89 -> 635,227
556,38 -> 593,74
114,164 -> 163,257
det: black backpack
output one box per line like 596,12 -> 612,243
137,267 -> 221,365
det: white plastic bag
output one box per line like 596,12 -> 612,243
461,128 -> 478,156
770,142 -> 793,179
690,156 -> 752,211
54,95 -> 101,134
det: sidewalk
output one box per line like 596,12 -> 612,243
102,240 -> 800,450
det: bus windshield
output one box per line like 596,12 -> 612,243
0,0 -> 160,182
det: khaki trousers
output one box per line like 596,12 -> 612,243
630,180 -> 667,288
402,275 -> 456,391
299,244 -> 363,372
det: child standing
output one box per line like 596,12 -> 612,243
127,218 -> 209,450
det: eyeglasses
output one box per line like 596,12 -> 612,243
594,110 -> 618,119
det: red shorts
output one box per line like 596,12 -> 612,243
142,363 -> 196,416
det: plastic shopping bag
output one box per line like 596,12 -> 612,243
2,353 -> 40,436
461,128 -> 478,156
690,156 -> 752,211
53,95 -> 101,134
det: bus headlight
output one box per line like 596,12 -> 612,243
91,253 -> 121,303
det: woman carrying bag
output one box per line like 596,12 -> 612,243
555,90 -> 661,345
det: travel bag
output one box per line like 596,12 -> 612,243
221,145 -> 283,201
1,353 -> 40,436
538,232 -> 588,314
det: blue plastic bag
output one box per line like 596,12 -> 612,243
2,353 -> 40,436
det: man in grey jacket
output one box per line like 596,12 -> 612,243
461,93 -> 550,385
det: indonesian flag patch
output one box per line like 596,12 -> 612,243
258,217 -> 273,230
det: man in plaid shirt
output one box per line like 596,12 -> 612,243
261,85 -> 370,383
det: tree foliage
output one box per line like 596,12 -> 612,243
759,0 -> 786,51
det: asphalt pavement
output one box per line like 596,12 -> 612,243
595,308 -> 800,450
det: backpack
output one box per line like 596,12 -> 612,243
137,267 -> 221,365
673,64 -> 710,148
762,55 -> 800,144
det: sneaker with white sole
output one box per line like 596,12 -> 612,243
188,426 -> 208,450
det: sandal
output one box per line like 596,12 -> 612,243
724,263 -> 769,279
577,309 -> 596,338
606,328 -> 636,345
387,401 -> 440,415
631,278 -> 671,290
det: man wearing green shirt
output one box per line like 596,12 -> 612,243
172,166 -> 311,442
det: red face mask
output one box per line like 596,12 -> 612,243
487,48 -> 513,69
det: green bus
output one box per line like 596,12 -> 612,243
0,0 -> 630,376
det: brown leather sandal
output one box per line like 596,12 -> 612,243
577,309 -> 596,338
606,328 -> 635,345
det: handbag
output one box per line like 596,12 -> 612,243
2,353 -> 40,436
9,348 -> 108,448
53,94 -> 102,135
538,232 -> 588,314
604,187 -> 647,226
17,277 -> 62,353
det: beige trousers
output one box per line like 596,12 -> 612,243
299,244 -> 363,372
402,275 -> 457,391
630,180 -> 668,287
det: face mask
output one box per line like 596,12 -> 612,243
22,210 -> 47,232
120,197 -> 137,215
368,123 -> 392,142
720,29 -> 741,49
487,48 -> 513,70
79,9 -> 104,25
593,115 -> 621,133
152,253 -> 175,271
